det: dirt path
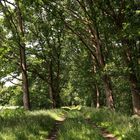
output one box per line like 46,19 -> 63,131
85,119 -> 118,140
46,118 -> 65,140
98,127 -> 117,140
46,117 -> 117,140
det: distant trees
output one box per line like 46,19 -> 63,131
60,0 -> 115,109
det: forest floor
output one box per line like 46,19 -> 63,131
0,106 -> 140,140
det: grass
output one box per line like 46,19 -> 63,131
81,107 -> 140,140
0,108 -> 64,140
58,109 -> 105,140
0,106 -> 140,140
58,118 -> 105,140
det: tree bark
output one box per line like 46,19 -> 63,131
95,36 -> 114,109
48,60 -> 56,108
17,1 -> 30,110
55,54 -> 61,108
48,83 -> 56,108
19,46 -> 30,110
122,39 -> 140,115
102,74 -> 114,109
92,58 -> 100,108
129,73 -> 140,115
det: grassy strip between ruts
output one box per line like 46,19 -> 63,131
58,110 -> 105,140
0,108 -> 64,140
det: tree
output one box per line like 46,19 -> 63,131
96,0 -> 140,115
58,0 -> 114,109
0,0 -> 30,110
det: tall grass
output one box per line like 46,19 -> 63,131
81,107 -> 140,140
58,106 -> 140,140
58,109 -> 105,140
0,108 -> 64,140
0,107 -> 139,140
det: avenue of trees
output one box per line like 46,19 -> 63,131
0,0 -> 140,115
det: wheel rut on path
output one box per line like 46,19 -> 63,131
85,119 -> 118,140
46,117 -> 117,140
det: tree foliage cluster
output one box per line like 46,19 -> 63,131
0,0 -> 140,115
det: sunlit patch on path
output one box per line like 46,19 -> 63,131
100,128 -> 117,140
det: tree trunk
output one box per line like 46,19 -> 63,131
48,83 -> 56,108
102,74 -> 114,109
48,79 -> 61,108
54,91 -> 61,108
55,55 -> 61,108
129,73 -> 140,115
122,39 -> 140,115
95,38 -> 114,109
17,2 -> 30,110
20,46 -> 30,110
95,84 -> 100,108
91,55 -> 100,108
48,58 -> 62,108
48,60 -> 56,108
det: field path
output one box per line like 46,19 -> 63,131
86,119 -> 118,140
46,118 -> 65,140
46,113 -> 117,140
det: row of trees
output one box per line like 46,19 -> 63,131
0,0 -> 140,115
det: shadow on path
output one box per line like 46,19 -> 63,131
46,118 -> 65,140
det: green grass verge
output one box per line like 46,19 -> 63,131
0,108 -> 64,140
81,107 -> 140,140
0,107 -> 139,140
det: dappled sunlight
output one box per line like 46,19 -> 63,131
0,109 -> 60,140
58,110 -> 106,140
46,110 -> 65,121
26,109 -> 65,122
0,0 -> 139,139
0,107 -> 140,140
